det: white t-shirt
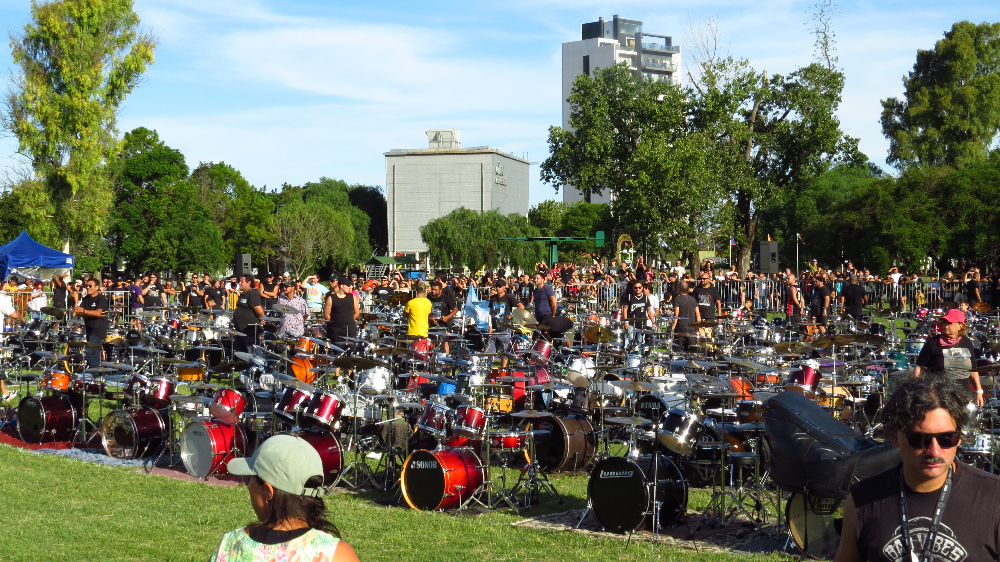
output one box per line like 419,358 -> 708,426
672,265 -> 686,278
0,293 -> 17,330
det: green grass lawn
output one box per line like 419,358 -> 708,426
0,444 -> 794,562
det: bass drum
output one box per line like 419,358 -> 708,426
101,407 -> 167,459
786,493 -> 842,560
180,420 -> 247,479
588,455 -> 688,533
17,394 -> 77,444
295,430 -> 345,485
401,447 -> 484,511
529,415 -> 596,472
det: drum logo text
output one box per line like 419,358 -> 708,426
600,469 -> 633,478
411,460 -> 439,470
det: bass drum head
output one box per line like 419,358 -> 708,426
101,407 -> 166,460
401,450 -> 447,511
17,394 -> 77,444
588,455 -> 687,534
786,493 -> 842,560
530,415 -> 596,472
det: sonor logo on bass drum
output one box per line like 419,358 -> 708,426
411,460 -> 438,470
600,470 -> 633,478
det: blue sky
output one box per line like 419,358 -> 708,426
1,0 -> 998,206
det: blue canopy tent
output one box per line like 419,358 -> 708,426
0,231 -> 74,281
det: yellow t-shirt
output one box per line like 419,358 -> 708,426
405,296 -> 432,337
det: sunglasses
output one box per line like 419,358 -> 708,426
903,430 -> 962,450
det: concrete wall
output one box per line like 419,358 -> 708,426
386,150 -> 530,254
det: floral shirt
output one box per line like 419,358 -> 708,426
210,528 -> 340,562
276,294 -> 308,338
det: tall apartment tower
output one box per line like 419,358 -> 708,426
561,15 -> 681,204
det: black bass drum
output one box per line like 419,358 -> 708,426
588,454 -> 687,533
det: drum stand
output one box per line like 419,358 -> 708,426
337,375 -> 378,490
690,398 -> 757,534
70,369 -> 102,449
508,427 -> 562,509
477,410 -> 519,513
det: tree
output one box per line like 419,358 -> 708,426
189,162 -> 278,261
275,198 -> 354,279
527,200 -> 568,236
881,21 -> 1000,169
301,177 -> 371,266
421,208 -> 543,271
347,184 -> 388,255
554,202 -> 614,261
2,0 -> 156,254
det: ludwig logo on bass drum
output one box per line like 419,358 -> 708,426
600,470 -> 633,478
410,460 -> 438,470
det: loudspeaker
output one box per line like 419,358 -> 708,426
235,254 -> 252,276
753,241 -> 780,274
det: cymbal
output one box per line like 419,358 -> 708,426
276,373 -> 314,393
161,357 -> 197,365
212,361 -> 252,373
40,306 -> 65,318
774,341 -> 815,354
101,362 -> 134,371
689,320 -> 719,328
509,409 -> 551,418
719,355 -> 768,370
170,394 -> 211,405
331,357 -> 387,370
606,415 -> 652,426
700,391 -> 740,399
685,373 -> 727,387
669,359 -> 717,371
189,383 -> 221,391
374,346 -> 410,356
972,363 -> 1000,373
583,326 -> 614,344
973,301 -> 991,313
528,382 -> 574,391
565,371 -> 590,389
84,367 -> 116,374
136,310 -> 162,318
271,303 -> 299,314
422,373 -> 459,385
511,308 -> 537,326
33,351 -> 68,360
609,379 -> 659,392
130,345 -> 167,354
388,292 -> 410,306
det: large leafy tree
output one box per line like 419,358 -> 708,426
275,197 -> 355,279
421,208 -> 543,271
347,184 -> 388,255
527,200 -> 568,236
189,162 -> 278,261
301,177 -> 372,266
1,0 -> 156,255
881,21 -> 1000,168
110,128 -> 226,275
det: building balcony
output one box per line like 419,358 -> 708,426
641,43 -> 681,53
641,59 -> 678,72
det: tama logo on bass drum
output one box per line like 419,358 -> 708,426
410,460 -> 439,470
599,469 -> 633,478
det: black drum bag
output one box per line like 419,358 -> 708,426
764,391 -> 901,501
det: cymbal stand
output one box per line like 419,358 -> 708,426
690,395 -> 756,533
70,372 -> 99,448
509,424 -> 562,509
370,413 -> 405,491
338,372 -> 378,490
478,408 -> 519,513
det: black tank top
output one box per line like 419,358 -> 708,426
326,292 -> 355,327
852,462 -> 1000,562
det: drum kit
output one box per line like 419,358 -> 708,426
8,293 -> 1000,550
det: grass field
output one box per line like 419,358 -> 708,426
0,444 -> 796,562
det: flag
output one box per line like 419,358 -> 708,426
464,285 -> 491,331
730,236 -> 737,246
767,234 -> 774,241
797,233 -> 803,242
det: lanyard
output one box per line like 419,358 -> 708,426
899,465 -> 953,562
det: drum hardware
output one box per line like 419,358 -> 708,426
337,369 -> 380,490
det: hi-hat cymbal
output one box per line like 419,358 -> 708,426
510,409 -> 551,418
609,379 -> 659,392
40,306 -> 66,318
774,341 -> 815,354
973,301 -> 991,313
331,357 -> 387,370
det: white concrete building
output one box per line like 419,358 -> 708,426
561,15 -> 681,204
385,129 -> 530,256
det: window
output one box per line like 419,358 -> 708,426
583,55 -> 590,76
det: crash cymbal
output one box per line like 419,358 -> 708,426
270,339 -> 298,346
609,379 -> 659,392
271,303 -> 299,314
136,310 -> 162,318
669,359 -> 717,370
212,361 -> 252,373
130,345 -> 167,354
688,320 -> 719,328
774,341 -> 815,354
422,373 -> 459,385
161,357 -> 198,365
388,292 -> 410,306
973,301 -> 991,313
565,371 -> 590,389
509,409 -> 551,418
84,367 -> 117,374
215,328 -> 247,337
33,351 -> 68,360
719,355 -> 768,370
276,373 -> 315,392
511,308 -> 537,327
700,392 -> 740,399
374,346 -> 410,356
40,306 -> 66,318
397,402 -> 426,409
101,362 -> 134,371
972,363 -> 1000,373
685,373 -> 727,387
170,394 -> 211,405
606,415 -> 652,426
331,357 -> 387,370
189,383 -> 221,391
583,326 -> 614,344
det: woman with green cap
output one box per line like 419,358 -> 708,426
211,435 -> 359,561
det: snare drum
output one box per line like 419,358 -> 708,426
490,431 -> 527,451
357,367 -> 390,395
177,365 -> 205,382
209,388 -> 247,425
530,341 -> 552,365
735,400 -> 768,424
180,420 -> 247,479
101,407 -> 166,459
273,386 -> 312,422
409,338 -> 434,362
302,390 -> 344,429
401,447 -> 483,511
785,366 -> 821,398
452,405 -> 487,438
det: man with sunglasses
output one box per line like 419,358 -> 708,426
73,278 -> 109,369
835,376 -> 1000,562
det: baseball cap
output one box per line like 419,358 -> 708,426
940,309 -> 966,324
227,435 -> 325,497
